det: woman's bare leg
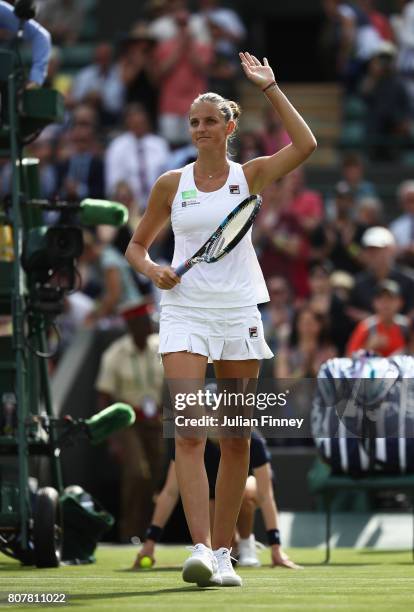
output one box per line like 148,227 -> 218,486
163,352 -> 209,545
211,359 -> 260,550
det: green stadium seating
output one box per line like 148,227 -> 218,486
343,95 -> 367,121
308,459 -> 414,563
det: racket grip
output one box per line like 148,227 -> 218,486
175,262 -> 191,277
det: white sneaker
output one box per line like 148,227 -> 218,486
182,543 -> 221,587
237,535 -> 261,567
213,547 -> 243,586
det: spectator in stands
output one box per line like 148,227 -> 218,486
346,279 -> 411,357
349,225 -> 414,320
319,0 -> 381,91
310,181 -> 366,275
356,195 -> 384,227
154,7 -> 213,146
79,230 -> 144,327
70,43 -> 124,127
105,104 -> 169,212
339,152 -> 377,200
237,131 -> 266,164
330,269 -> 354,304
275,306 -> 337,379
0,134 -> 57,200
36,0 -> 84,46
256,179 -> 311,299
258,105 -> 291,157
43,46 -> 72,98
148,0 -> 206,43
389,180 -> 414,267
395,0 -> 414,105
118,23 -> 159,130
56,104 -> 104,201
205,13 -> 240,100
359,41 -> 412,160
359,0 -> 394,42
195,0 -> 246,45
260,276 -> 295,354
318,0 -> 351,81
98,181 -> 142,256
285,167 -> 324,234
95,300 -> 164,541
307,261 -> 355,356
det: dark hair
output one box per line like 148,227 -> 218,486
191,92 -> 241,127
342,152 -> 364,168
288,305 -> 332,348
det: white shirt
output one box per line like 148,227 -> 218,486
105,132 -> 169,210
390,214 -> 414,246
160,161 -> 269,309
71,64 -> 124,114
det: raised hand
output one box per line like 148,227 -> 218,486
239,52 -> 275,89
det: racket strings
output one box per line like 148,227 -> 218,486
208,202 -> 255,259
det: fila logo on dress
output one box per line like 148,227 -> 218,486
229,185 -> 240,194
249,327 -> 258,338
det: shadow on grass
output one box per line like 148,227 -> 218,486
68,586 -> 221,602
300,561 -> 395,567
117,567 -> 180,573
358,549 -> 413,556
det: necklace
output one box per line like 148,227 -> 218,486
195,162 -> 229,180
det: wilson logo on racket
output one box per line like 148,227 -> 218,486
174,195 -> 263,277
229,185 -> 240,194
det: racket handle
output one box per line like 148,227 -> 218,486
175,261 -> 191,277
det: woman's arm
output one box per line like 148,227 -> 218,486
125,172 -> 181,290
135,461 -> 179,565
239,52 -> 317,194
254,464 -> 302,569
254,463 -> 279,531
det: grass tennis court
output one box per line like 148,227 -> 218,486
1,546 -> 414,611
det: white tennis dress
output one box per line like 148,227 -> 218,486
159,160 -> 273,360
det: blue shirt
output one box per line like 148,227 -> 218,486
0,0 -> 51,85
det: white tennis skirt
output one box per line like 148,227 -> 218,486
159,304 -> 273,361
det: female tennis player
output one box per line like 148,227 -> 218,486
126,51 -> 317,587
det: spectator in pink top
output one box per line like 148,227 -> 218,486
285,167 -> 324,233
258,106 -> 291,156
154,8 -> 213,147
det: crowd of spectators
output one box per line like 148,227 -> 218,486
4,0 -> 414,537
3,1 -> 414,428
320,0 -> 414,160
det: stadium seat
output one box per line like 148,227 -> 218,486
308,460 -> 414,563
343,95 -> 367,121
338,121 -> 365,150
59,44 -> 96,70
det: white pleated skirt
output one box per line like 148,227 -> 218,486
159,304 -> 273,361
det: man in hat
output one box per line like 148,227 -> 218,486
346,279 -> 412,356
95,299 -> 165,541
349,225 -> 414,321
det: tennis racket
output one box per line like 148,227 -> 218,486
175,194 -> 262,277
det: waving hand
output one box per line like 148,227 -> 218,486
239,52 -> 275,89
